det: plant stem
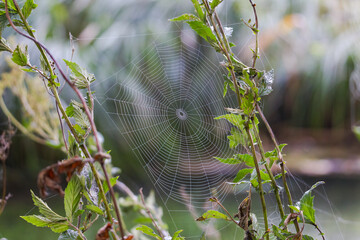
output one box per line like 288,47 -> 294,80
210,197 -> 239,226
252,119 -> 285,219
245,125 -> 269,239
249,0 -> 259,68
256,105 -> 300,233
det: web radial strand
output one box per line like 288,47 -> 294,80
98,40 -> 242,208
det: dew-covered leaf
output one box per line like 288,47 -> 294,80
58,229 -> 79,240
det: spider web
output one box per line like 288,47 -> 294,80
95,38 -> 242,208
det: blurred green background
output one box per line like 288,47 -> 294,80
0,0 -> 360,239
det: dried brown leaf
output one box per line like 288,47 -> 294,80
96,222 -> 112,240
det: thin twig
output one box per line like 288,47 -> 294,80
249,0 -> 259,68
139,188 -> 165,239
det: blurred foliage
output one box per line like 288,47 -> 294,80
0,0 -> 359,179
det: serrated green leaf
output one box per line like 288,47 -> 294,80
12,45 -> 29,66
73,124 -> 86,136
21,0 -> 37,19
210,0 -> 222,9
214,156 -> 240,165
298,181 -> 325,224
196,210 -> 230,221
21,215 -> 68,233
58,229 -> 79,240
21,215 -> 53,227
172,229 -> 184,240
65,104 -> 75,118
302,235 -> 315,240
30,190 -> 67,222
136,225 -> 161,240
64,174 -> 83,221
102,176 -> 119,193
85,204 -> 104,215
233,168 -> 253,183
250,169 -> 271,188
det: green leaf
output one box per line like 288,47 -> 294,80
63,59 -> 95,89
170,13 -> 199,22
58,230 -> 79,240
85,204 -> 104,215
102,176 -> 119,193
250,169 -> 271,188
196,210 -> 230,221
235,154 -> 254,167
187,20 -> 217,44
21,0 -> 37,19
11,45 -> 29,66
133,217 -> 153,224
136,225 -> 162,240
227,128 -> 247,149
64,174 -> 83,221
233,168 -> 253,183
298,181 -> 325,224
73,124 -> 86,136
21,215 -> 53,227
190,0 -> 205,22
302,235 -> 315,240
223,81 -> 228,97
272,225 -> 292,240
30,190 -> 67,222
214,157 -> 240,165
215,114 -> 244,127
1,0 -> 16,11
210,0 -> 222,9
20,215 -> 68,233
288,205 -> 299,212
0,37 -> 11,52
172,229 -> 184,240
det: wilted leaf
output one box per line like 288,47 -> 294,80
37,157 -> 84,198
96,223 -> 112,240
196,210 -> 230,221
